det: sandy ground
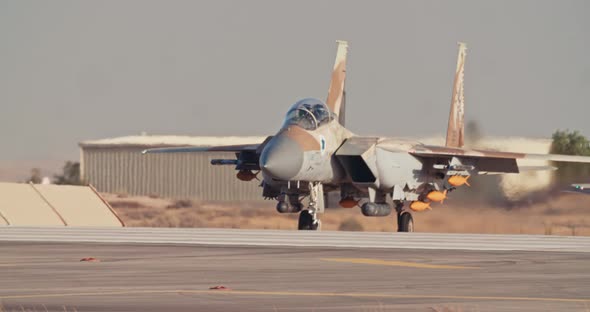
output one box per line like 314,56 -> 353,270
104,192 -> 590,236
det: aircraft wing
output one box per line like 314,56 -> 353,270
407,145 -> 590,173
142,144 -> 262,154
142,136 -> 272,154
142,137 -> 273,172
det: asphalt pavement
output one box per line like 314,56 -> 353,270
0,227 -> 589,311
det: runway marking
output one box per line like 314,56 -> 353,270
320,258 -> 478,269
0,289 -> 587,304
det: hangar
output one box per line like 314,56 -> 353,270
79,135 -> 266,200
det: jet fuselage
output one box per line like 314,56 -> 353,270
260,98 -> 353,186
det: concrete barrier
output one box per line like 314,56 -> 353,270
0,182 -> 123,227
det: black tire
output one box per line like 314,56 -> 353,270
298,210 -> 319,230
397,212 -> 414,232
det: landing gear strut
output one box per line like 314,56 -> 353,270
297,182 -> 324,231
395,201 -> 414,232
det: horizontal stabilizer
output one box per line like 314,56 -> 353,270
516,165 -> 558,171
522,154 -> 590,163
478,166 -> 557,175
399,144 -> 590,174
410,145 -> 590,163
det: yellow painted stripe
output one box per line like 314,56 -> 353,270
0,289 -> 587,303
321,258 -> 477,269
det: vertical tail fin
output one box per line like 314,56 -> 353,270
340,90 -> 346,126
445,42 -> 467,148
326,40 -> 348,124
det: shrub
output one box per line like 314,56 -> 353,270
108,200 -> 144,209
54,161 -> 84,185
27,168 -> 42,184
550,130 -> 590,186
166,199 -> 193,209
339,217 -> 364,232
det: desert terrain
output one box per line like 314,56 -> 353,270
105,192 -> 590,236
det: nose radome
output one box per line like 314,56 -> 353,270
260,135 -> 304,181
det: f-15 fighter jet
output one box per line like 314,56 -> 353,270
145,41 -> 590,232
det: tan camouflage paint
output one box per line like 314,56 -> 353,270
326,40 -> 348,116
445,42 -> 467,148
281,126 -> 321,151
289,119 -> 354,182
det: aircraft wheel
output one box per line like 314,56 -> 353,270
397,212 -> 414,232
298,210 -> 320,230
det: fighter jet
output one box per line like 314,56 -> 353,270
144,41 -> 590,232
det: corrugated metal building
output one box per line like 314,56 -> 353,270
79,135 -> 266,200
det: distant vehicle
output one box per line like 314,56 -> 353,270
568,184 -> 590,195
144,41 -> 590,232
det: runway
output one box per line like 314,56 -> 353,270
1,228 -> 589,311
1,226 -> 590,252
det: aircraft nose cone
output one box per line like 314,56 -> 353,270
260,135 -> 303,181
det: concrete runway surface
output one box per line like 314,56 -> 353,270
0,228 -> 589,311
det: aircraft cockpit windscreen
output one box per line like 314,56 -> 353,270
282,98 -> 333,130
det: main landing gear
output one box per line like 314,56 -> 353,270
398,212 -> 414,232
395,201 -> 414,232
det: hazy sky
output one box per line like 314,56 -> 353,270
1,0 -> 589,161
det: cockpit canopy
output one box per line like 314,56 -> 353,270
282,98 -> 334,130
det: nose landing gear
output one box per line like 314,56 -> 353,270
297,182 -> 324,231
298,210 -> 321,230
397,212 -> 414,232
